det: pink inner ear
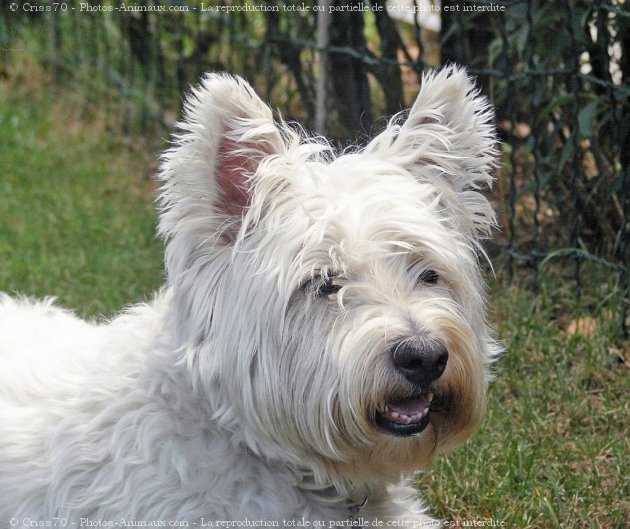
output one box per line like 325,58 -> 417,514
216,138 -> 251,217
419,115 -> 440,125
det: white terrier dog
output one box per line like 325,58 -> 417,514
0,67 -> 500,526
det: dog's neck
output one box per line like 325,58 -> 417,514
288,461 -> 383,521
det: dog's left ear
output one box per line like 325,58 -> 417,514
367,66 -> 498,239
158,74 -> 285,244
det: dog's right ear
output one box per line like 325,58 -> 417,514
158,74 -> 285,244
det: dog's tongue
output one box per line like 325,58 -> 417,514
390,397 -> 429,415
383,397 -> 429,425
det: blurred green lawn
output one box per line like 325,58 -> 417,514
0,83 -> 164,317
1,71 -> 628,528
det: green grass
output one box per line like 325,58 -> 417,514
420,286 -> 630,528
1,66 -> 629,528
0,74 -> 164,317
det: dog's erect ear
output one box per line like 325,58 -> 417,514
367,66 -> 498,238
158,74 -> 285,242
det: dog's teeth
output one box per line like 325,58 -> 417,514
427,392 -> 434,403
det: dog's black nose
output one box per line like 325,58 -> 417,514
391,341 -> 449,387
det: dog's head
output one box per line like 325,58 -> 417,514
158,68 -> 501,484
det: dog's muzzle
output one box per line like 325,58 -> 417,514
375,340 -> 448,437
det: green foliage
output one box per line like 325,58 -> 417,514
446,1 -> 629,268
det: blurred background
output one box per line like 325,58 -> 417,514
1,0 -> 628,334
1,1 -> 629,526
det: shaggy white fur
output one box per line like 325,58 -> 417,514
0,67 -> 500,527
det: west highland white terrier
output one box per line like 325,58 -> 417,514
0,67 -> 501,526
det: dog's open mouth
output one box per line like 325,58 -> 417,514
375,393 -> 433,437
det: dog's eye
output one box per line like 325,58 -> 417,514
417,269 -> 440,286
299,274 -> 342,298
316,277 -> 342,297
